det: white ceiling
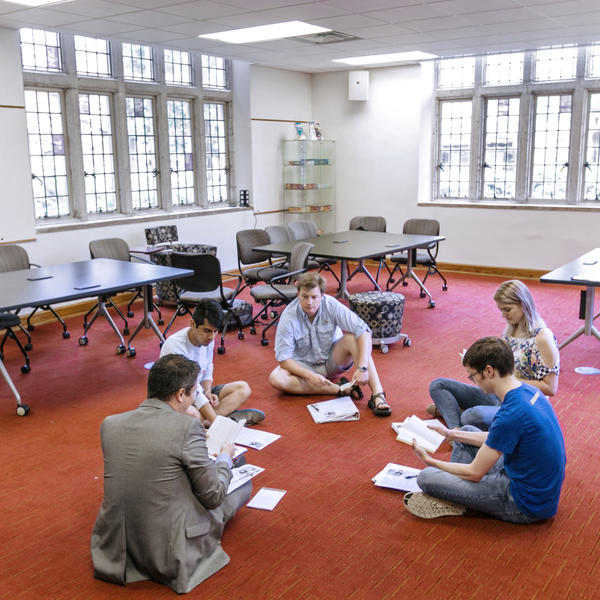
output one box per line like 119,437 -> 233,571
1,0 -> 600,72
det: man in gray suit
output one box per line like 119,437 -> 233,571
91,354 -> 252,594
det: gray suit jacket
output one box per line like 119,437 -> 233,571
91,397 -> 243,594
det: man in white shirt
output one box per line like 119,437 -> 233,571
269,272 -> 390,416
160,299 -> 264,425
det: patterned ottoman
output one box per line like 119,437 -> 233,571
348,291 -> 411,353
150,243 -> 217,303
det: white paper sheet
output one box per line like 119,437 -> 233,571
235,427 -> 281,450
247,487 -> 287,510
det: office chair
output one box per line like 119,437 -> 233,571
0,311 -> 31,415
348,216 -> 387,284
236,229 -> 288,293
0,244 -> 69,344
162,252 -> 243,355
286,220 -> 340,285
386,218 -> 447,293
249,241 -> 312,346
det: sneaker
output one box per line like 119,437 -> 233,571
229,408 -> 265,426
403,492 -> 466,519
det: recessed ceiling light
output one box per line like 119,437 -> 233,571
6,0 -> 73,5
199,20 -> 331,45
333,51 -> 438,66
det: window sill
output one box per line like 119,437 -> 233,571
419,200 -> 600,211
35,205 -> 253,234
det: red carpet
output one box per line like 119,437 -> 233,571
0,268 -> 599,599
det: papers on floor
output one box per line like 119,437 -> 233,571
392,415 -> 445,453
227,464 -> 265,494
372,463 -> 422,493
206,415 -> 245,458
235,427 -> 281,450
307,396 -> 359,423
247,487 -> 287,511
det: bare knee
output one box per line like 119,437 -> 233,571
269,367 -> 288,391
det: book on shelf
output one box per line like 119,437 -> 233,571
392,415 -> 445,453
307,396 -> 359,423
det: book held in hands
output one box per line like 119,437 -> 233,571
392,415 -> 445,453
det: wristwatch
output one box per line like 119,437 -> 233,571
358,365 -> 368,372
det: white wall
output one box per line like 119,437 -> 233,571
312,63 -> 599,271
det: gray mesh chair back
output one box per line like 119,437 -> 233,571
403,218 -> 440,237
266,225 -> 292,244
250,241 -> 313,345
0,245 -> 30,273
349,216 -> 387,232
89,238 -> 131,261
236,228 -> 287,290
288,220 -> 318,240
163,252 -> 243,353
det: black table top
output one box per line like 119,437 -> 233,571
540,248 -> 600,286
0,258 -> 192,312
254,230 -> 446,261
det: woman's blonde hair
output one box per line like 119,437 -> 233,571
493,279 -> 545,336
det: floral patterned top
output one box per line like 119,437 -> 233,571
504,328 -> 560,381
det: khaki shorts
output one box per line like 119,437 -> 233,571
296,344 -> 353,380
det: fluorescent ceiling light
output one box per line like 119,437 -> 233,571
199,20 -> 330,44
6,0 -> 73,5
333,51 -> 438,66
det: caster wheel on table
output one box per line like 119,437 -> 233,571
261,339 -> 269,346
16,404 -> 30,416
123,328 -> 130,336
443,285 -> 448,291
419,291 -> 426,298
127,347 -> 136,357
116,345 -> 126,354
217,346 -> 225,355
428,301 -> 435,308
158,319 -> 164,326
21,364 -> 31,374
127,310 -> 134,318
79,336 -> 88,346
403,337 -> 412,347
402,281 -> 408,287
63,331 -> 70,339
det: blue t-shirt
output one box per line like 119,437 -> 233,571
486,383 -> 566,520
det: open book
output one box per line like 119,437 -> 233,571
307,396 -> 359,423
206,415 -> 245,458
392,415 -> 445,453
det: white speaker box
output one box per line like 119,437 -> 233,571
348,71 -> 369,101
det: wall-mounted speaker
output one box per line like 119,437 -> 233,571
348,71 -> 369,101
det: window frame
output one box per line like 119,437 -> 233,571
432,45 -> 600,207
21,31 -> 236,228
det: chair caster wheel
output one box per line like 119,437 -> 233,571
419,291 -> 426,298
402,281 -> 408,287
261,339 -> 269,346
25,343 -> 33,351
27,324 -> 35,331
127,311 -> 134,318
261,313 -> 269,320
270,310 -> 278,318
123,328 -> 130,336
250,327 -> 256,335
442,285 -> 448,291
116,345 -> 126,354
79,336 -> 88,346
158,319 -> 164,326
380,344 -> 389,354
21,364 -> 31,374
217,346 -> 226,355
403,337 -> 412,347
238,332 -> 244,340
428,301 -> 435,308
127,347 -> 136,357
63,331 -> 70,339
16,404 -> 30,416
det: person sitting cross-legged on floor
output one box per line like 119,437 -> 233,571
405,336 -> 566,523
268,272 -> 391,416
160,299 -> 264,425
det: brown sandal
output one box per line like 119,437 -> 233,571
368,392 -> 391,417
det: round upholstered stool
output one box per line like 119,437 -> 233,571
348,291 -> 411,353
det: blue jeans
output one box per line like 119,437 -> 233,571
416,426 -> 538,524
429,377 -> 500,430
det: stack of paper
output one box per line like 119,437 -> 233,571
372,463 -> 422,493
247,487 -> 287,511
206,415 -> 245,458
392,415 -> 445,453
227,464 -> 265,494
235,427 -> 281,450
307,396 -> 359,423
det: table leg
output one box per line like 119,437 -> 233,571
336,259 -> 350,300
79,296 -> 127,352
347,260 -> 381,292
559,286 -> 600,349
127,284 -> 164,355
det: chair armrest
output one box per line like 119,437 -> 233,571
222,272 -> 242,298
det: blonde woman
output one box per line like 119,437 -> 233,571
428,280 -> 559,430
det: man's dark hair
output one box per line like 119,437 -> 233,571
191,299 -> 224,329
462,336 -> 515,377
148,354 -> 200,401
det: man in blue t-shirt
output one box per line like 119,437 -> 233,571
404,336 -> 566,523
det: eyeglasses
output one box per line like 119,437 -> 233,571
466,370 -> 480,383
